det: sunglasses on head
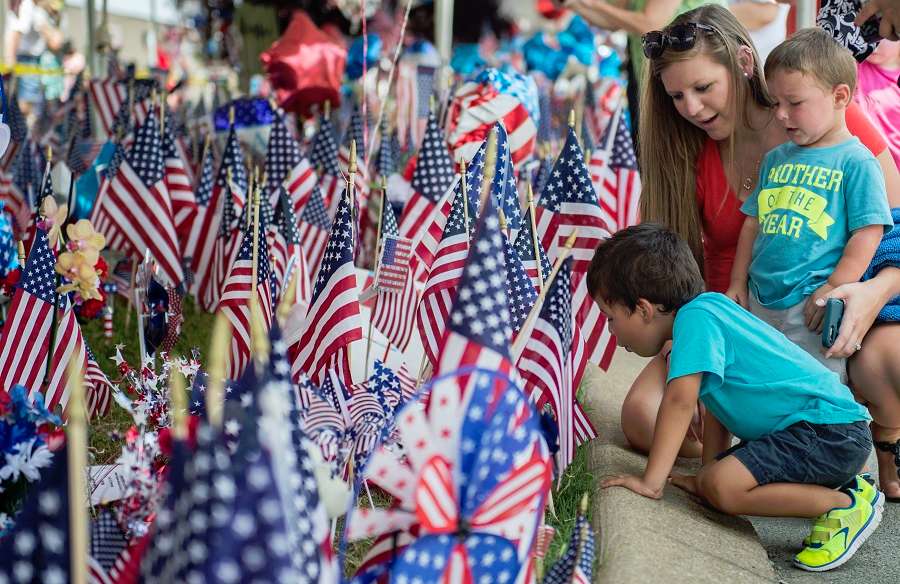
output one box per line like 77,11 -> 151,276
641,22 -> 716,59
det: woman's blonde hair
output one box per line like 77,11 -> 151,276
638,4 -> 773,273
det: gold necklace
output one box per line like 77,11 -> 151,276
741,156 -> 762,193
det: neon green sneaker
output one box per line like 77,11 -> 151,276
794,491 -> 882,572
802,475 -> 883,546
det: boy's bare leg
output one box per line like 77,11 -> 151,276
695,456 -> 852,518
621,348 -> 703,458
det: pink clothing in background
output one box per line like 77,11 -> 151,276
855,60 -> 900,169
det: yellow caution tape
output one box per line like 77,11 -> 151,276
0,62 -> 65,76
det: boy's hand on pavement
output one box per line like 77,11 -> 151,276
804,282 -> 834,332
601,474 -> 664,499
669,473 -> 700,496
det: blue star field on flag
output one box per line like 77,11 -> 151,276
411,112 -> 455,204
309,116 -> 340,176
102,140 -> 127,181
21,229 -> 66,309
126,111 -> 164,188
543,515 -> 595,584
265,110 -> 303,198
514,205 -> 553,283
218,124 -> 249,232
194,142 -> 215,206
311,187 -> 354,301
502,231 -> 537,333
375,119 -> 395,179
539,127 -> 595,212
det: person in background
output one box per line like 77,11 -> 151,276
728,0 -> 789,62
856,0 -> 900,40
855,39 -> 900,168
564,0 -> 727,145
4,0 -> 63,116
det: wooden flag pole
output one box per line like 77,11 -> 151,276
527,184 -> 544,294
479,128 -> 498,211
66,358 -> 89,584
169,360 -> 188,440
511,230 -> 578,362
207,313 -> 232,428
276,268 -> 299,328
364,176 -> 388,377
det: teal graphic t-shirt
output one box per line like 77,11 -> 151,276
667,293 -> 870,441
741,138 -> 892,309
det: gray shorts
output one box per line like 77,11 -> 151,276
720,421 -> 872,488
748,294 -> 846,382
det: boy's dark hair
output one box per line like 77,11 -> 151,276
587,223 -> 704,313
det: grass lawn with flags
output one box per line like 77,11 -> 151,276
81,295 -> 596,574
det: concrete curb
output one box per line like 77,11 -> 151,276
581,353 -> 778,583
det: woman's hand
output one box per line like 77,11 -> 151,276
804,282 -> 835,333
819,280 -> 887,358
601,474 -> 664,499
724,281 -> 749,308
669,473 -> 700,496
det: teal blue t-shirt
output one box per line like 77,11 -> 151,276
740,138 -> 892,309
667,293 -> 869,441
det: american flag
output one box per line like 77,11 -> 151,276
89,509 -> 129,574
91,109 -> 184,288
162,112 -> 198,244
374,118 -> 396,181
218,223 -> 274,380
416,188 -> 474,368
338,106 -> 371,210
184,140 -> 220,307
447,72 -> 537,168
274,190 -> 311,308
535,126 -> 617,371
266,107 -> 316,217
0,229 -> 82,415
502,229 -> 537,334
89,77 -> 126,138
517,257 -> 592,472
487,123 -> 524,231
396,62 -> 436,150
288,185 -> 363,386
0,88 -> 27,171
397,112 -> 456,276
216,123 -> 249,231
349,370 -> 551,583
0,141 -> 38,235
0,444 -> 74,584
513,203 -> 552,293
296,183 -> 332,277
592,108 -> 641,234
371,195 -> 418,351
543,515 -> 595,584
374,235 -> 412,293
436,194 -> 514,377
308,115 -> 342,213
85,345 -> 113,419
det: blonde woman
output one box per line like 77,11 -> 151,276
627,4 -> 900,497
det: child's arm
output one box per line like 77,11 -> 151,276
804,224 -> 884,331
725,216 -> 758,308
601,373 -> 702,499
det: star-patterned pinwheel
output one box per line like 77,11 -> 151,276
347,369 -> 551,584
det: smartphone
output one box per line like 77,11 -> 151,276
822,298 -> 845,349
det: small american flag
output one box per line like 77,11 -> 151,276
274,190 -> 311,308
535,126 -> 617,371
374,235 -> 412,293
543,515 -> 595,584
338,106 -> 371,211
266,106 -> 316,217
371,197 -> 418,351
85,345 -> 113,419
184,139 -> 217,301
398,112 -> 456,276
374,118 -> 396,181
288,184 -> 363,386
502,228 -> 537,334
513,204 -> 552,293
416,187 -> 474,368
91,109 -> 184,288
217,223 -> 274,380
308,115 -> 342,213
161,111 -> 198,244
0,88 -> 27,171
88,77 -> 126,139
0,444 -> 74,584
435,193 -> 513,377
296,183 -> 331,277
592,107 -> 641,234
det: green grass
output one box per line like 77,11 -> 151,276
83,295 -> 597,575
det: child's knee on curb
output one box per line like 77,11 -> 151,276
697,463 -> 744,515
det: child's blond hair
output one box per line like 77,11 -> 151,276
764,28 -> 857,94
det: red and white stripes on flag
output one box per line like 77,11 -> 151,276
446,80 -> 537,168
374,235 -> 412,293
92,161 -> 184,287
89,78 -> 126,138
85,354 -> 112,419
0,172 -> 30,236
284,157 -> 317,216
590,107 -> 641,234
289,187 -> 363,386
164,144 -> 197,245
371,268 -> 418,352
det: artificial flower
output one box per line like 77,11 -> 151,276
0,438 -> 53,483
66,219 -> 105,263
56,250 -> 102,301
37,197 -> 68,248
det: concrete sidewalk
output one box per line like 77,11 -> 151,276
582,351 -> 777,583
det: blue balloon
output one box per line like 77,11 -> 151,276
346,34 -> 382,80
71,140 -> 116,221
451,43 -> 484,76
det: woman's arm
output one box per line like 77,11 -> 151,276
728,2 -> 780,31
876,149 -> 900,208
566,0 -> 684,35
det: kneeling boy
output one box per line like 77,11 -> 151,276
588,223 -> 880,572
